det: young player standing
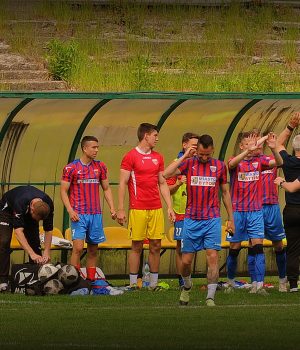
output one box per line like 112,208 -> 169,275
117,123 -> 175,290
226,132 -> 283,294
61,136 -> 116,281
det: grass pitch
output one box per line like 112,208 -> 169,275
0,278 -> 299,350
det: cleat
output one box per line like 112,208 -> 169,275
290,287 -> 298,293
224,285 -> 235,294
128,284 -> 140,291
148,285 -> 165,292
206,298 -> 215,307
256,288 -> 269,296
249,286 -> 257,294
179,286 -> 192,306
279,281 -> 287,293
0,283 -> 8,292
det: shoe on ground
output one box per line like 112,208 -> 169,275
290,287 -> 298,293
148,285 -> 166,292
224,285 -> 235,294
279,281 -> 287,293
0,283 -> 8,292
256,287 -> 269,296
128,284 -> 140,291
179,286 -> 192,306
249,286 -> 257,294
206,298 -> 215,307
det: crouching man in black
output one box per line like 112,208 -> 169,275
0,186 -> 54,292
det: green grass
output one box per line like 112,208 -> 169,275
0,278 -> 299,350
0,1 -> 299,92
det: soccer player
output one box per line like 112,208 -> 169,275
0,185 -> 53,292
163,134 -> 235,306
166,132 -> 199,288
117,123 -> 175,291
249,131 -> 287,292
226,132 -> 283,294
61,135 -> 116,281
276,113 -> 300,292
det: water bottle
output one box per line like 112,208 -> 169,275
142,261 -> 150,288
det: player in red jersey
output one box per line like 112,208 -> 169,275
117,123 -> 175,290
164,134 -> 234,306
61,136 -> 116,281
226,132 -> 283,294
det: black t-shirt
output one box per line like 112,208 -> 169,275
0,186 -> 54,230
280,150 -> 300,205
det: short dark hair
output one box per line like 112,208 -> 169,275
198,134 -> 214,148
32,201 -> 50,221
137,123 -> 158,142
182,132 -> 199,144
81,136 -> 98,150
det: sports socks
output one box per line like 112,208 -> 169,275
253,244 -> 265,283
275,249 -> 286,280
247,247 -> 257,284
129,273 -> 138,286
206,283 -> 217,300
87,267 -> 96,281
182,274 -> 192,289
149,272 -> 158,288
227,248 -> 240,281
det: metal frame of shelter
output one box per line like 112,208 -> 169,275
1,91 -> 300,236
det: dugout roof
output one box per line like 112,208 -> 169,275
0,92 -> 299,232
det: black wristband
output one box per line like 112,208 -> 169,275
279,180 -> 286,188
287,124 -> 294,132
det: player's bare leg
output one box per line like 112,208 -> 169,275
148,239 -> 161,289
70,239 -> 84,269
206,249 -> 218,306
129,240 -> 143,288
179,252 -> 194,305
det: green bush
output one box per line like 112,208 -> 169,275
46,39 -> 79,81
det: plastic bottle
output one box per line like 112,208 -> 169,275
142,261 -> 150,287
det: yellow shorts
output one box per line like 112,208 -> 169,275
128,209 -> 165,241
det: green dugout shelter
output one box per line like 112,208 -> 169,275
0,92 -> 300,237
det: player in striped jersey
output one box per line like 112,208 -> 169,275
249,132 -> 287,292
226,132 -> 283,294
164,134 -> 235,306
61,136 -> 116,281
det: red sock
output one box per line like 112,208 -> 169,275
87,267 -> 96,281
75,264 -> 81,271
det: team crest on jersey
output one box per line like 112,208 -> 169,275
252,162 -> 258,169
152,159 -> 158,165
210,166 -> 217,173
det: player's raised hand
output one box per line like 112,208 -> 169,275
247,134 -> 260,151
183,146 -> 197,159
117,209 -> 127,226
266,132 -> 277,149
289,112 -> 300,128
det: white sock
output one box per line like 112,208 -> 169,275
279,277 -> 287,284
252,281 -> 257,288
257,281 -> 264,289
129,274 -> 138,286
149,273 -> 158,288
228,278 -> 235,287
182,275 -> 192,289
207,283 -> 217,300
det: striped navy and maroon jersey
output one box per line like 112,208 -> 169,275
178,157 -> 227,220
260,155 -> 278,205
62,159 -> 107,214
229,156 -> 270,212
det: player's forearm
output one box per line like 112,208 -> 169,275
159,182 -> 173,209
168,181 -> 182,195
281,180 -> 300,193
270,148 -> 283,167
43,231 -> 52,253
60,190 -> 73,213
103,187 -> 116,211
228,150 -> 249,169
222,191 -> 234,221
277,127 -> 291,147
163,155 -> 186,178
118,182 -> 126,210
15,229 -> 36,257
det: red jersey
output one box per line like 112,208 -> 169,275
229,156 -> 270,212
260,155 -> 278,205
62,159 -> 107,214
121,147 -> 164,210
178,157 -> 227,220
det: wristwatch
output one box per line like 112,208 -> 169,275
279,180 -> 286,188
